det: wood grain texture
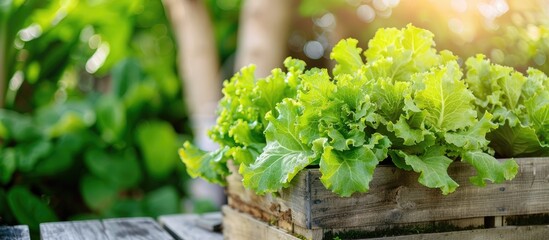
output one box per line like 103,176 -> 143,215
367,225 -> 549,240
0,225 -> 30,240
103,217 -> 173,240
40,218 -> 173,240
159,213 -> 223,240
40,220 -> 107,240
227,157 -> 549,231
223,205 -> 299,240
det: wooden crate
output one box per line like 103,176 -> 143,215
223,205 -> 549,240
225,157 -> 549,239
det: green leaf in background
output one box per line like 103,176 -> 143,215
31,133 -> 88,176
462,151 -> 519,186
241,99 -> 316,194
111,58 -> 145,99
80,175 -> 118,212
320,145 -> 379,197
96,95 -> 126,143
15,140 -> 53,172
136,121 -> 178,179
401,147 -> 459,195
298,0 -> 346,16
0,148 -> 16,184
84,148 -> 141,189
0,110 -> 41,142
143,186 -> 179,218
0,121 -> 7,140
104,200 -> 145,219
35,101 -> 96,138
7,186 -> 58,231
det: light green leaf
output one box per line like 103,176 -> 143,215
388,116 -> 427,146
136,121 -> 178,179
254,68 -> 289,119
414,61 -> 477,131
0,148 -> 16,184
330,38 -> 364,76
401,148 -> 459,195
298,0 -> 346,16
241,99 -> 316,194
445,112 -> 498,150
179,142 -> 229,186
461,151 -> 518,186
298,68 -> 336,144
320,145 -> 379,197
96,95 -> 126,143
370,80 -> 410,123
364,25 -> 441,81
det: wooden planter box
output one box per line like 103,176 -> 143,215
223,158 -> 549,239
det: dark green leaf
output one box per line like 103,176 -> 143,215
143,186 -> 179,217
80,175 -> 118,212
7,186 -> 58,231
84,148 -> 141,189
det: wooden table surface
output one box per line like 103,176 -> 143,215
0,212 -> 223,240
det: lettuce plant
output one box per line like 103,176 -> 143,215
465,55 -> 549,157
180,25 -> 520,197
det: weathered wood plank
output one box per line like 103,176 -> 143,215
223,205 -> 300,240
227,157 -> 549,232
103,217 -> 174,240
40,220 -> 107,240
194,212 -> 222,232
367,225 -> 549,240
0,225 -> 30,240
159,213 -> 223,240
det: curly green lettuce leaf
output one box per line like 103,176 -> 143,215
178,142 -> 229,185
330,38 -> 364,76
461,151 -> 518,186
364,24 -> 441,82
241,99 -> 316,194
414,61 -> 477,131
319,145 -> 380,197
399,147 -> 459,195
445,112 -> 498,151
466,55 -> 549,157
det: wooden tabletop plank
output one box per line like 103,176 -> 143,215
40,220 -> 107,240
0,225 -> 30,240
103,217 -> 174,240
159,213 -> 223,240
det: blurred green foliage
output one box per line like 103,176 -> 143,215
0,0 -> 200,232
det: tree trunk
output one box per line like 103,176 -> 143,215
235,0 -> 294,77
162,0 -> 225,208
162,0 -> 221,149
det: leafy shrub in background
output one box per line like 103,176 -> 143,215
180,25 -> 536,198
0,0 -> 195,233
